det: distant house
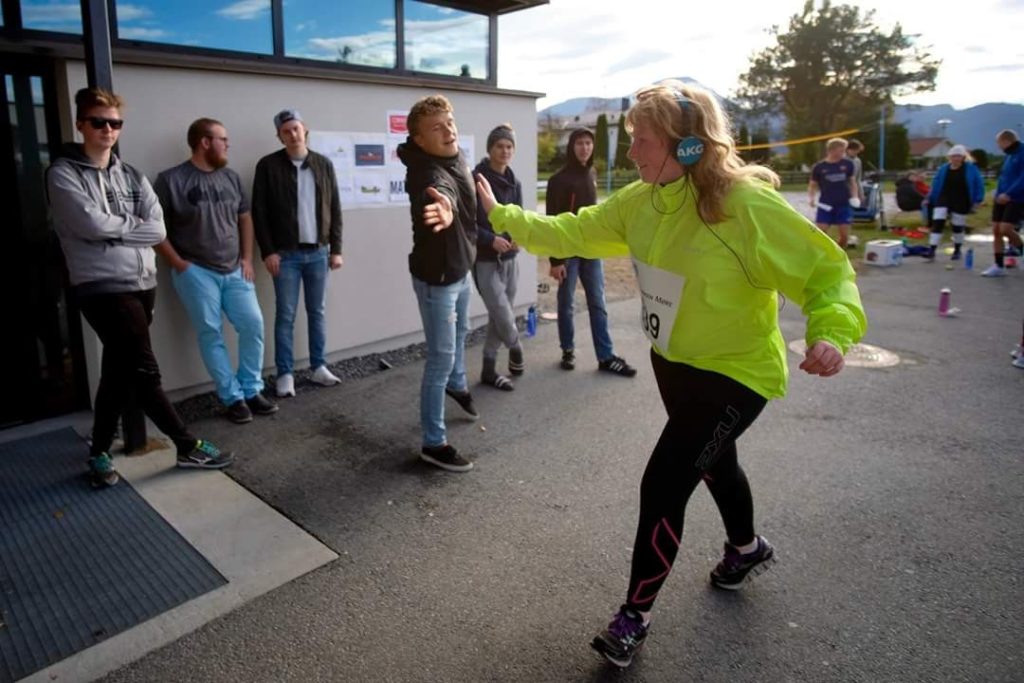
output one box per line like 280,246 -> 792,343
910,137 -> 953,168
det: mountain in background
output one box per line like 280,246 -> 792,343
539,79 -> 1024,153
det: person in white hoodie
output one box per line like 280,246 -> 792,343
47,87 -> 233,487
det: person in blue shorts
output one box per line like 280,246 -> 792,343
809,138 -> 859,249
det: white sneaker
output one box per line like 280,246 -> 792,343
1011,344 -> 1023,360
276,373 -> 295,397
1013,356 -> 1024,369
981,264 -> 1007,277
311,365 -> 341,386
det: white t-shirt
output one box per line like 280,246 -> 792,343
292,157 -> 317,244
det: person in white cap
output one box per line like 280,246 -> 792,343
923,144 -> 985,261
252,109 -> 344,397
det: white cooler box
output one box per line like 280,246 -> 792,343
864,239 -> 903,267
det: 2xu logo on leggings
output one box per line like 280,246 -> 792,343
695,405 -> 740,470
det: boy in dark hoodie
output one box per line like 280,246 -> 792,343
46,87 -> 232,487
398,94 -> 478,473
546,128 -> 636,377
473,124 -> 525,391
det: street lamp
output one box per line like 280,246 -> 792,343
937,118 -> 952,137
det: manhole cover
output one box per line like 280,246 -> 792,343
787,340 -> 901,368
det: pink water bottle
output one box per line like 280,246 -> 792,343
938,287 -> 951,316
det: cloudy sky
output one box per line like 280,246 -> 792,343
498,0 -> 1024,111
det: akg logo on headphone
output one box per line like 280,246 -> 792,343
676,136 -> 704,166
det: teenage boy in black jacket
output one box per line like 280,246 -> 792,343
398,94 -> 478,473
546,127 -> 636,377
252,109 -> 344,397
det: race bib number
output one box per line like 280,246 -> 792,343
632,258 -> 685,355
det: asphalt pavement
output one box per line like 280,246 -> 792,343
99,252 -> 1023,683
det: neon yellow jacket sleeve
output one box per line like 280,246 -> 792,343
488,201 -> 630,260
730,185 -> 868,354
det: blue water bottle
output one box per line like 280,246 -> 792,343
526,305 -> 537,337
964,247 -> 974,270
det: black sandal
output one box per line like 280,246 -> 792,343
483,374 -> 515,391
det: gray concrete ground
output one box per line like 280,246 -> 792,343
99,255 -> 1022,683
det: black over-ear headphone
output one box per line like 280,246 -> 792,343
673,92 -> 704,166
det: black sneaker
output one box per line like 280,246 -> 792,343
420,444 -> 473,472
710,535 -> 776,590
560,349 -> 575,370
445,387 -> 480,420
591,605 -> 649,668
598,355 -> 637,377
177,440 -> 234,469
246,392 -> 279,416
225,399 -> 253,424
88,453 -> 120,488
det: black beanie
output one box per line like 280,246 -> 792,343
487,124 -> 515,151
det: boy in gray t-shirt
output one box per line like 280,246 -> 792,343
154,117 -> 277,425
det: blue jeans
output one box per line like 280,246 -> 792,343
411,274 -> 471,448
171,264 -> 265,405
273,246 -> 329,376
556,257 -> 614,362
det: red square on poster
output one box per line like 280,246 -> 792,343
388,114 -> 408,135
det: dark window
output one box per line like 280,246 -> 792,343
20,1 -> 83,34
114,0 -> 273,55
404,1 -> 487,79
284,0 -> 395,67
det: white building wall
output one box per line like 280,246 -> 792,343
62,62 -> 539,400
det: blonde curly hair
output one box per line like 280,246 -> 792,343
626,80 -> 779,224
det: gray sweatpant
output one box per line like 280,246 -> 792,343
473,259 -> 521,359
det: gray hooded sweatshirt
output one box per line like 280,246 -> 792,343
46,144 -> 166,295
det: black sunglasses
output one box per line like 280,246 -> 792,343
81,116 -> 124,130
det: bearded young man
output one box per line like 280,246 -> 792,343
154,118 -> 278,424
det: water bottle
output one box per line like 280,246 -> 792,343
526,305 -> 537,337
938,287 -> 951,317
964,247 -> 974,270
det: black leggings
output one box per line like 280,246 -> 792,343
78,289 -> 196,458
625,351 -> 767,611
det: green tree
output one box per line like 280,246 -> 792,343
614,115 -> 633,170
857,123 -> 910,170
594,114 -> 609,168
537,130 -> 560,172
970,148 -> 989,170
735,0 -> 939,166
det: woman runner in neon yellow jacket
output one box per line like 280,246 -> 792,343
428,80 -> 867,669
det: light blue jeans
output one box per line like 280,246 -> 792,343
171,263 -> 265,405
556,257 -> 614,361
273,246 -> 329,376
411,274 -> 471,448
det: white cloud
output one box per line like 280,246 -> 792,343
20,3 -> 80,24
216,0 -> 270,21
116,4 -> 151,21
118,26 -> 167,39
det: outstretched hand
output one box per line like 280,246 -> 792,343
799,341 -> 845,377
424,187 -> 454,232
476,173 -> 498,214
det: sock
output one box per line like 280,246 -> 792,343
482,355 -> 498,381
736,538 -> 759,554
509,345 -> 523,365
996,253 -> 1005,268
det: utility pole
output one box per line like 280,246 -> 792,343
878,105 -> 888,231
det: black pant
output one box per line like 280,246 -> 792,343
78,289 -> 195,458
625,351 -> 767,610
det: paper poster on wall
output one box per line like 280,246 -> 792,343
354,171 -> 388,205
389,169 -> 408,203
354,143 -> 386,167
387,111 -> 408,137
309,131 -> 352,170
459,135 -> 475,171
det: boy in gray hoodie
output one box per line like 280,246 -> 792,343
47,87 -> 232,487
